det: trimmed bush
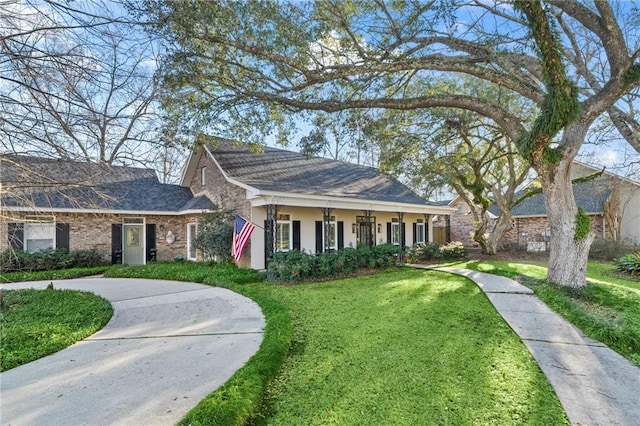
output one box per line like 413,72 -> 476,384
407,243 -> 441,262
440,241 -> 466,259
614,253 -> 640,276
266,244 -> 399,283
407,241 -> 466,262
0,248 -> 108,273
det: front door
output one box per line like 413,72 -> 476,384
123,224 -> 145,265
357,221 -> 375,247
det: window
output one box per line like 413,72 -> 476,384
25,216 -> 55,253
416,219 -> 425,244
187,223 -> 197,260
323,215 -> 337,250
276,214 -> 292,251
201,167 -> 207,185
391,218 -> 401,246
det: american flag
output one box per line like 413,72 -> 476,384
232,215 -> 256,262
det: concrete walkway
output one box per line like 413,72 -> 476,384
0,278 -> 265,426
413,265 -> 640,426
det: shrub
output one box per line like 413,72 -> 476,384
407,243 -> 441,262
267,244 -> 400,283
439,241 -> 467,259
614,253 -> 640,276
70,249 -> 107,268
0,248 -> 107,273
590,239 -> 640,261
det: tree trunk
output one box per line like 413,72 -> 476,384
538,157 -> 593,288
485,213 -> 514,255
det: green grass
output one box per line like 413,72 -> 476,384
0,287 -> 113,371
255,268 -> 567,425
0,266 -> 111,283
1,262 -> 569,424
453,260 -> 640,366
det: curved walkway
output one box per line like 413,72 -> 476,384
0,278 -> 265,426
413,265 -> 640,426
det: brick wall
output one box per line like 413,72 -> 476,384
189,151 -> 251,217
502,214 -> 605,249
2,212 -> 197,262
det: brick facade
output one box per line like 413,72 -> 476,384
2,212 -> 198,263
189,152 -> 251,217
447,196 -> 607,251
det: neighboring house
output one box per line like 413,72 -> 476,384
1,155 -> 215,264
448,161 -> 640,251
182,138 -> 455,269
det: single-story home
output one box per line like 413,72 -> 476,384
1,154 -> 215,264
2,142 -> 454,268
182,138 -> 455,269
448,161 -> 640,251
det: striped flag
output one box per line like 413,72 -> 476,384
232,215 -> 256,262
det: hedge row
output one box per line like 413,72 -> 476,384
0,248 -> 107,273
266,244 -> 400,283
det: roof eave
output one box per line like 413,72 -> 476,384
246,190 -> 456,214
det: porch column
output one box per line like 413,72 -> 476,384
397,212 -> 405,261
424,214 -> 431,243
264,204 -> 278,267
321,207 -> 333,253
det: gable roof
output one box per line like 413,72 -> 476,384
489,178 -> 613,217
204,139 -> 437,207
1,155 -> 215,214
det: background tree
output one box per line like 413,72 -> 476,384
150,0 -> 640,287
379,107 -> 531,255
0,0 -> 185,180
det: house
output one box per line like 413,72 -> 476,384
448,161 -> 640,251
181,138 -> 455,269
1,154 -> 215,264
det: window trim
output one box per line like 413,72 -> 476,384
187,222 -> 197,260
323,215 -> 338,251
24,216 -> 56,253
415,219 -> 425,244
391,218 -> 400,246
276,214 -> 293,252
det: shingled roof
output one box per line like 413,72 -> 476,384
1,155 -> 215,213
488,178 -> 613,217
207,140 -> 434,206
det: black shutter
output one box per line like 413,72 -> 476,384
386,222 -> 392,244
412,223 -> 417,245
56,223 -> 70,251
425,222 -> 430,243
401,223 -> 406,248
146,224 -> 156,262
7,223 -> 24,250
111,224 -> 122,264
264,220 -> 268,266
293,220 -> 301,251
315,221 -> 323,253
337,221 -> 344,250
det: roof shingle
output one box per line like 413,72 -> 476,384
1,155 -> 215,212
207,139 -> 433,206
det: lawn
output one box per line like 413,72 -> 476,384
453,259 -> 640,366
0,286 -> 113,371
255,268 -> 567,425
0,263 -> 569,425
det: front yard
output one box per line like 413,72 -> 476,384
3,259 -> 638,423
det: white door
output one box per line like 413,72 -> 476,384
123,224 -> 145,265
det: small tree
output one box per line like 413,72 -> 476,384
194,209 -> 234,263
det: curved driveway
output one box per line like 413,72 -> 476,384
0,278 -> 265,426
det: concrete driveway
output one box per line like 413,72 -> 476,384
0,278 -> 265,426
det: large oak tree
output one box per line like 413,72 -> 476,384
151,0 -> 640,287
